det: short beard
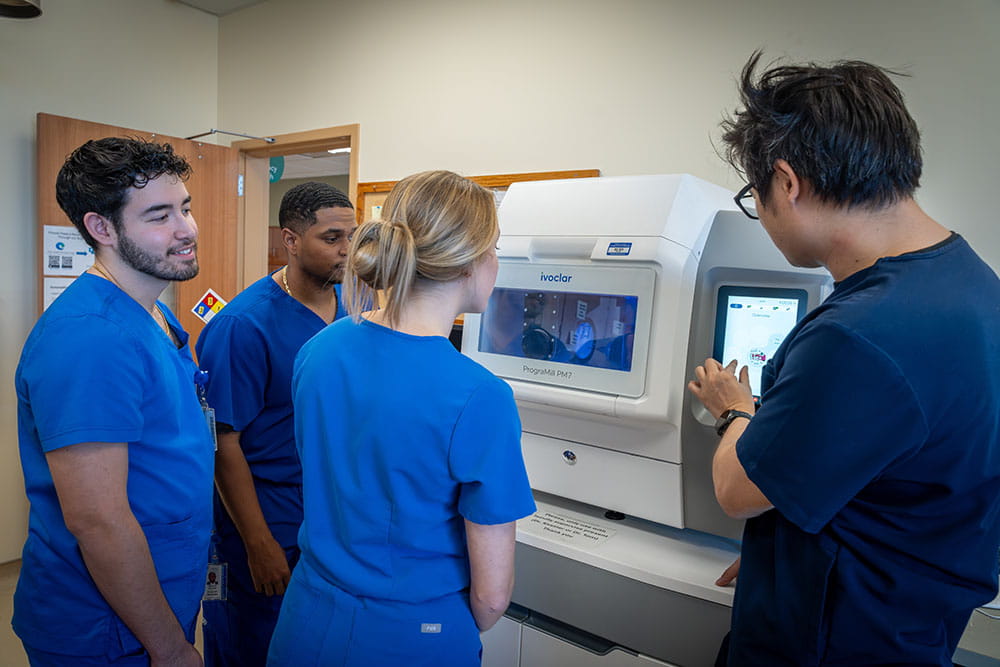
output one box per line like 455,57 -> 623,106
301,264 -> 343,291
118,231 -> 199,281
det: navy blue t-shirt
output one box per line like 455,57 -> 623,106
733,235 -> 1000,665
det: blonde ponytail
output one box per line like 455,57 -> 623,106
343,170 -> 498,329
344,219 -> 417,323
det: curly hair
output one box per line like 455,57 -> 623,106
721,51 -> 922,210
55,137 -> 192,247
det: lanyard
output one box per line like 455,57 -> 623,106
194,370 -> 217,451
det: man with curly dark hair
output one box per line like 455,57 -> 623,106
689,53 -> 1000,665
14,137 -> 211,666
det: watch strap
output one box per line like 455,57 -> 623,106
714,409 -> 753,436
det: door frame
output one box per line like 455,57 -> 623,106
233,124 -> 359,289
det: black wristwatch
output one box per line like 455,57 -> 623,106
714,409 -> 753,436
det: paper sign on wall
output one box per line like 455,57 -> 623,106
43,225 -> 94,277
43,276 -> 75,310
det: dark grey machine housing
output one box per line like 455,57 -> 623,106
681,209 -> 832,540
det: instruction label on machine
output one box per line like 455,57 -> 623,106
520,511 -> 616,548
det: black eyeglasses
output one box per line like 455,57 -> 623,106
734,183 -> 759,220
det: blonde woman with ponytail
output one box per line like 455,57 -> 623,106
267,171 -> 536,667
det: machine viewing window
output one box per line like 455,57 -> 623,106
479,287 -> 639,372
713,286 -> 808,398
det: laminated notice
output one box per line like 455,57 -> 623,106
520,511 -> 615,548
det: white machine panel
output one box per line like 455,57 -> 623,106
517,496 -> 737,605
522,433 -> 682,528
481,616 -> 522,667
521,627 -> 675,666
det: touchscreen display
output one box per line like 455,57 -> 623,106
478,287 -> 639,372
713,286 -> 808,398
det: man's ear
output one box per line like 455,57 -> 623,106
281,227 -> 299,256
82,212 -> 115,248
772,159 -> 801,205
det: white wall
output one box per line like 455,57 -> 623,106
0,0 -> 219,561
218,0 -> 1000,270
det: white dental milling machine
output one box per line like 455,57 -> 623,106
463,174 -> 832,666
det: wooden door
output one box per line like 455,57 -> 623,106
267,226 -> 285,275
37,113 -> 241,345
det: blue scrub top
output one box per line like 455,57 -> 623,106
293,318 -> 536,604
13,274 -> 215,657
195,274 -> 346,547
732,235 -> 1000,665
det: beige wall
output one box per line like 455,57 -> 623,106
0,1 -> 219,561
218,0 -> 1000,271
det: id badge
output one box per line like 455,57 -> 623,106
203,405 -> 218,452
204,561 -> 227,601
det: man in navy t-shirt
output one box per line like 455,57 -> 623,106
689,52 -> 1000,665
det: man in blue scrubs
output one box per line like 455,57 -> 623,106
689,53 -> 1000,665
14,138 -> 214,665
196,182 -> 354,666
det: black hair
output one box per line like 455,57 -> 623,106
55,137 -> 192,247
720,51 -> 922,210
278,181 -> 354,232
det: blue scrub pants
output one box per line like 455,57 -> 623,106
203,533 -> 299,667
266,562 -> 482,667
203,586 -> 285,667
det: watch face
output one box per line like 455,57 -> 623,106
714,412 -> 731,431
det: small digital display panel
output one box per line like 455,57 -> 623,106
713,286 -> 808,398
479,287 -> 639,372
